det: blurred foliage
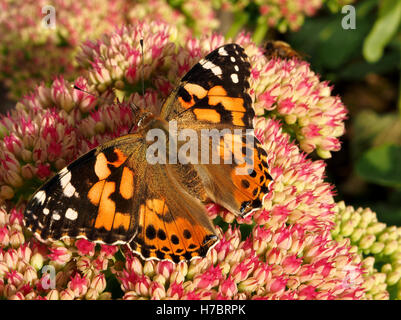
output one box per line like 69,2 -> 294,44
285,0 -> 401,226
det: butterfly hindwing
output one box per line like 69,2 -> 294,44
127,128 -> 218,262
194,131 -> 273,216
129,177 -> 218,263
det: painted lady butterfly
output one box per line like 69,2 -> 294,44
24,44 -> 273,263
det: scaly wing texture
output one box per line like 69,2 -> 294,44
24,135 -> 142,245
25,129 -> 218,262
160,43 -> 273,216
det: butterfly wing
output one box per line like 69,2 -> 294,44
24,135 -> 142,245
195,130 -> 273,216
161,44 -> 254,129
129,160 -> 217,262
161,43 -> 273,216
24,131 -> 218,261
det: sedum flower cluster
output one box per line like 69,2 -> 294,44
0,0 -> 218,100
0,0 -> 127,100
0,21 -> 388,300
333,202 -> 401,300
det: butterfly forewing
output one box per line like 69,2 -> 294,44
161,44 -> 254,129
163,43 -> 273,217
25,135 -> 142,245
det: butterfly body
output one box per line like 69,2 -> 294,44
24,44 -> 273,262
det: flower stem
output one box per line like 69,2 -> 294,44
252,17 -> 269,45
398,70 -> 401,119
225,12 -> 249,39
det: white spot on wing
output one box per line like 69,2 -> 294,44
43,208 -> 50,215
52,213 -> 61,221
234,65 -> 239,71
59,170 -> 76,198
65,208 -> 78,221
202,60 -> 222,76
218,47 -> 228,56
60,171 -> 71,188
63,183 -> 76,198
230,56 -> 236,62
231,73 -> 239,83
34,191 -> 46,205
59,167 -> 69,176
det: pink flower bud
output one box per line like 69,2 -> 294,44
282,255 -> 302,274
75,239 -> 95,256
135,275 -> 151,297
4,248 -> 18,269
90,274 -> 106,293
167,281 -> 184,299
17,244 -> 32,262
219,276 -> 237,297
100,244 -> 118,257
0,227 -> 10,247
150,281 -> 166,300
9,229 -> 24,248
266,276 -> 288,295
68,273 -> 89,297
46,289 -> 59,300
156,260 -> 175,278
60,288 -> 75,300
125,256 -> 143,275
9,292 -> 25,300
48,246 -> 72,266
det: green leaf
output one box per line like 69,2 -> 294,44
338,49 -> 400,80
316,16 -> 370,69
352,111 -> 401,160
288,0 -> 375,73
356,144 -> 401,187
363,0 -> 401,63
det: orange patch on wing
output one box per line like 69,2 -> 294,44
173,217 -> 205,251
231,111 -> 245,126
110,149 -> 128,167
193,109 -> 221,123
208,96 -> 245,112
230,168 -> 256,202
178,96 -> 195,109
113,212 -> 131,231
146,198 -> 169,215
209,85 -> 227,96
94,181 -> 116,231
120,167 -> 134,200
88,180 -> 105,206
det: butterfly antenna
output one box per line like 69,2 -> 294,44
73,85 -> 94,96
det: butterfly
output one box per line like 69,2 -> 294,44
24,43 -> 273,263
